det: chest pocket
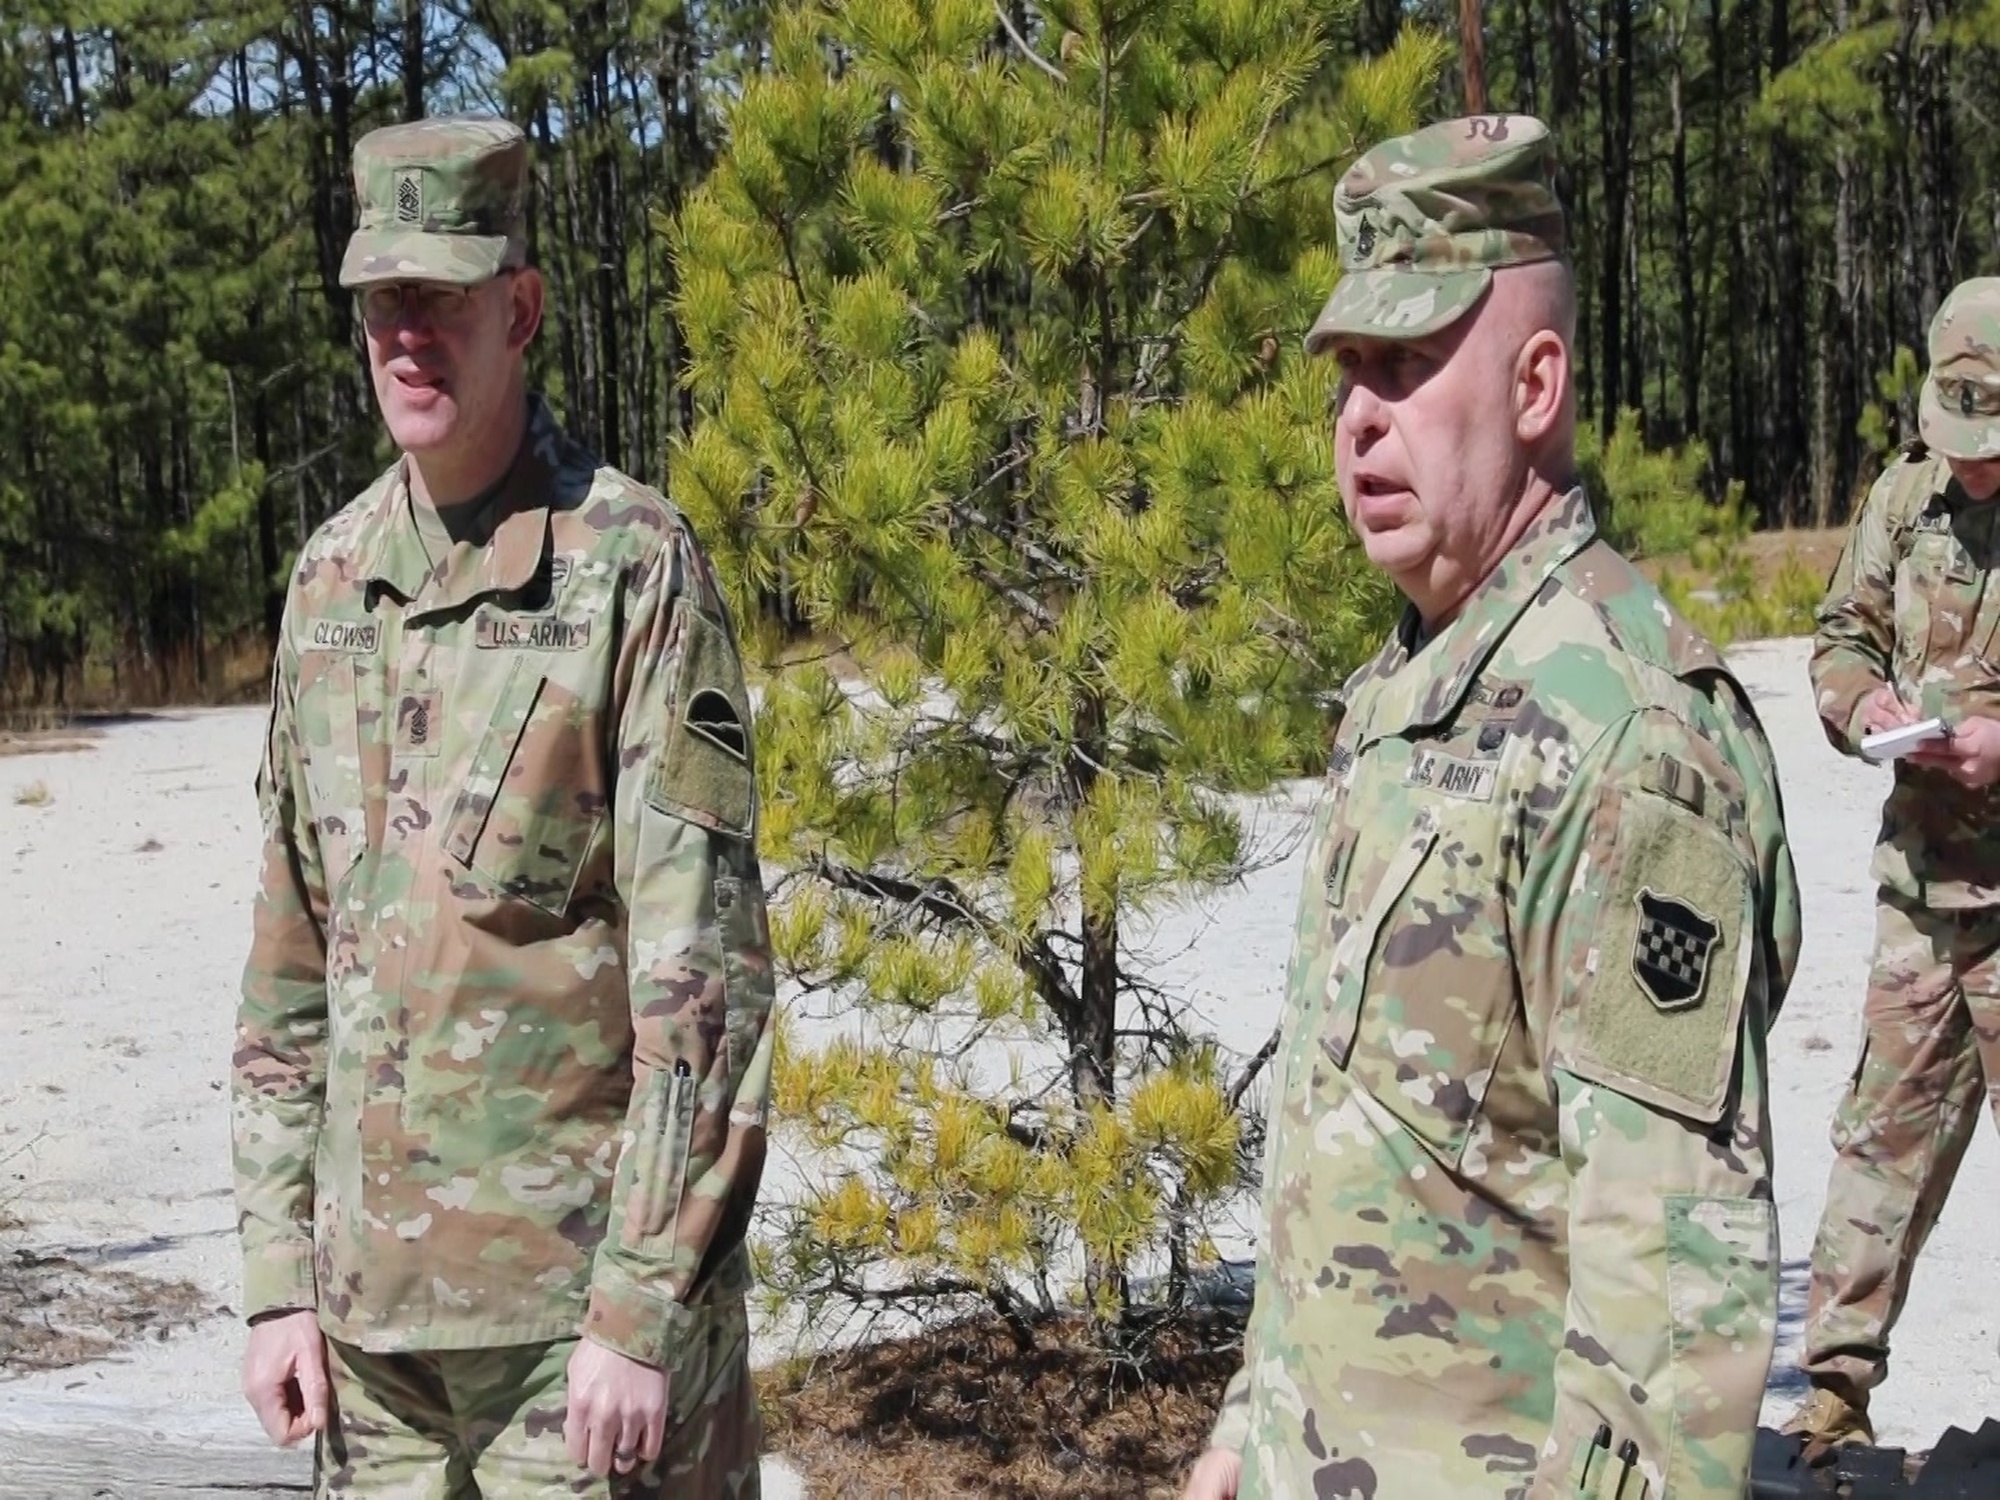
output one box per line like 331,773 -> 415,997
297,654 -> 367,894
442,658 -> 607,918
1320,791 -> 1518,1166
1895,534 -> 1983,685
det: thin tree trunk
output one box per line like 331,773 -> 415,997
1669,8 -> 1699,442
1768,0 -> 1807,524
1069,696 -> 1124,1325
1460,0 -> 1487,112
402,0 -> 424,119
1596,0 -> 1630,435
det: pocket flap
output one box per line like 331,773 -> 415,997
646,600 -> 755,838
1557,787 -> 1755,1125
1322,806 -> 1439,1069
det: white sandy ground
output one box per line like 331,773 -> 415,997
0,634 -> 1995,1494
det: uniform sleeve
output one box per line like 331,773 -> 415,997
231,626 -> 332,1320
1516,708 -> 1786,1500
1206,1366 -> 1253,1453
1810,464 -> 1905,755
583,532 -> 778,1367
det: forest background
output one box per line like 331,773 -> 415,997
5,4 -> 1993,1492
0,0 -> 1980,707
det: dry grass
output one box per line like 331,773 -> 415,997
1,707 -> 109,760
757,1313 -> 1241,1499
0,735 -> 96,759
1,629 -> 273,721
0,1241 -> 213,1372
0,1140 -> 213,1373
12,779 -> 52,806
1634,525 -> 1846,596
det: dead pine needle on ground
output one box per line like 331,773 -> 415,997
757,1312 -> 1242,1499
0,1209 -> 214,1374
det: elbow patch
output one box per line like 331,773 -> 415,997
646,598 -> 755,838
1556,783 -> 1755,1125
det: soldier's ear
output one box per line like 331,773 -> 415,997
1513,327 -> 1569,447
506,267 -> 545,352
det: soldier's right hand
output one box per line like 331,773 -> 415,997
1181,1446 -> 1243,1500
241,1308 -> 330,1447
1861,684 -> 1917,735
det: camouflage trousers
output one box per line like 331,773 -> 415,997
315,1299 -> 761,1497
1796,891 -> 2000,1402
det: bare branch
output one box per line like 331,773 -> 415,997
804,855 -> 1084,1028
993,1 -> 1068,85
1225,1025 -> 1282,1112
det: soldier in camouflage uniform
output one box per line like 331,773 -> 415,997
1781,277 -> 2000,1450
1182,115 -> 1801,1500
231,115 -> 774,1497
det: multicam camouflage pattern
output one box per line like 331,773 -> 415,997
1208,489 -> 1801,1498
318,1313 -> 762,1496
339,114 -> 530,288
1810,446 -> 2000,908
1918,278 -> 2000,460
231,394 -> 776,1374
1794,403 -> 2000,1406
1795,896 -> 2000,1405
1307,114 -> 1567,351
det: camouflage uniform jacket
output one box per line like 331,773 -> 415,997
1210,489 -> 1801,1498
1810,445 -> 2000,909
232,395 -> 776,1366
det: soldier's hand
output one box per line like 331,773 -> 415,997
1181,1446 -> 1243,1500
1909,714 -> 2000,788
1860,684 -> 1916,735
565,1336 -> 668,1479
241,1308 -> 330,1447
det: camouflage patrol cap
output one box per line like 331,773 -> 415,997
1306,115 -> 1567,353
339,114 -> 530,289
1919,278 -> 2000,460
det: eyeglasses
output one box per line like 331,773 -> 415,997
356,274 -> 511,329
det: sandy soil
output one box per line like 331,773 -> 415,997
0,635 -> 1995,1486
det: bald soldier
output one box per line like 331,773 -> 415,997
1182,116 -> 1801,1500
231,115 -> 773,1495
1781,278 -> 2000,1450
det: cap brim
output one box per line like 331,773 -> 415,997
339,230 -> 513,288
1918,377 -> 2000,460
1304,266 -> 1493,354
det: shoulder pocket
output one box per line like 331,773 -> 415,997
1557,787 -> 1755,1125
646,598 -> 755,838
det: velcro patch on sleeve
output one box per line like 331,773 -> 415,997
1559,786 -> 1754,1124
645,598 -> 755,838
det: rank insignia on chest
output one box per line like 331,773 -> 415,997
1631,890 -> 1721,1010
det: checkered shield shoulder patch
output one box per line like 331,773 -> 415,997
1631,889 -> 1721,1011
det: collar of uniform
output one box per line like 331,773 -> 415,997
357,396 -> 563,618
1363,485 -> 1597,741
349,463 -> 433,601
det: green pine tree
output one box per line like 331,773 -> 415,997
668,0 -> 1442,1347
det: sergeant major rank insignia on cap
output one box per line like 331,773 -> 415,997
395,168 -> 422,225
1631,890 -> 1721,1011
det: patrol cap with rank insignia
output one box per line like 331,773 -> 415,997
339,114 -> 531,289
1306,114 -> 1569,352
1918,277 -> 2000,461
